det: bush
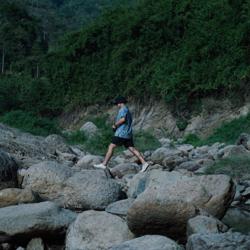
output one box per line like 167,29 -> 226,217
0,110 -> 60,136
134,130 -> 161,152
184,113 -> 250,146
183,133 -> 203,147
64,130 -> 87,145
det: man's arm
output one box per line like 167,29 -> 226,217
113,117 -> 126,129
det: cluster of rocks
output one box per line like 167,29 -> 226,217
0,123 -> 250,249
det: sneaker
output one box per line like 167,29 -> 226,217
140,162 -> 149,173
93,163 -> 106,169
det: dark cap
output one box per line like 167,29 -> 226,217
112,96 -> 127,105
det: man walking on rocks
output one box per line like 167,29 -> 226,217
94,96 -> 149,172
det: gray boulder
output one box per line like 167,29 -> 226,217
222,208 -> 250,234
75,154 -> 103,169
151,147 -> 182,165
80,121 -> 98,138
110,163 -> 140,178
26,238 -> 44,250
218,145 -> 250,159
186,232 -> 250,250
45,134 -> 73,154
22,161 -> 123,210
0,150 -> 18,190
66,210 -> 133,250
187,215 -> 228,237
0,201 -> 76,242
175,161 -> 201,172
127,170 -> 234,241
0,123 -> 71,165
110,235 -> 183,250
0,188 -> 37,208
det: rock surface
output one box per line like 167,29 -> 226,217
0,150 -> 18,190
75,154 -> 103,169
0,201 -> 76,242
110,235 -> 183,250
186,232 -> 250,250
26,238 -> 45,250
105,198 -> 135,217
22,161 -> 123,210
80,121 -> 99,138
187,215 -> 228,236
0,188 -> 37,208
66,210 -> 133,250
127,170 -> 235,240
110,163 -> 140,178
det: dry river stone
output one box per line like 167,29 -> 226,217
110,235 -> 184,250
66,210 -> 133,250
0,201 -> 76,243
22,161 -> 123,210
187,215 -> 228,237
0,188 -> 37,208
0,150 -> 18,190
26,238 -> 45,250
186,232 -> 250,250
127,170 -> 235,241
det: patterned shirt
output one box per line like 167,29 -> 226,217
115,106 -> 133,139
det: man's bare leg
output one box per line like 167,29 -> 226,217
128,146 -> 149,172
103,143 -> 117,166
128,146 -> 146,164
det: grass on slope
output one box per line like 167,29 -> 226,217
205,156 -> 250,181
183,113 -> 250,146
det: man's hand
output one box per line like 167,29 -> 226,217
112,124 -> 117,132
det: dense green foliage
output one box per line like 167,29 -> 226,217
184,113 -> 250,146
0,110 -> 60,135
44,0 -> 250,113
0,0 -> 250,131
0,1 -> 48,74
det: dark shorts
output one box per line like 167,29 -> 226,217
111,136 -> 134,148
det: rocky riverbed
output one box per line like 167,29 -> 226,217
0,123 -> 250,249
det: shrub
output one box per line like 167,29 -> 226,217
0,110 -> 60,136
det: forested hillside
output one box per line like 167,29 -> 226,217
45,0 -> 250,112
0,0 -> 250,120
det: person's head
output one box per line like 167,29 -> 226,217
113,96 -> 127,107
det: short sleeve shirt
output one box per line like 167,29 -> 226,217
115,106 -> 133,139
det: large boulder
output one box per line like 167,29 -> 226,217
151,147 -> 182,165
222,207 -> 250,234
45,134 -> 73,154
22,161 -> 123,210
0,124 -> 74,166
0,150 -> 18,190
186,232 -> 250,250
0,188 -> 37,208
66,210 -> 133,250
80,121 -> 98,138
110,163 -> 140,178
218,145 -> 250,159
0,201 -> 76,243
75,154 -> 103,170
127,170 -> 235,241
110,235 -> 184,250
